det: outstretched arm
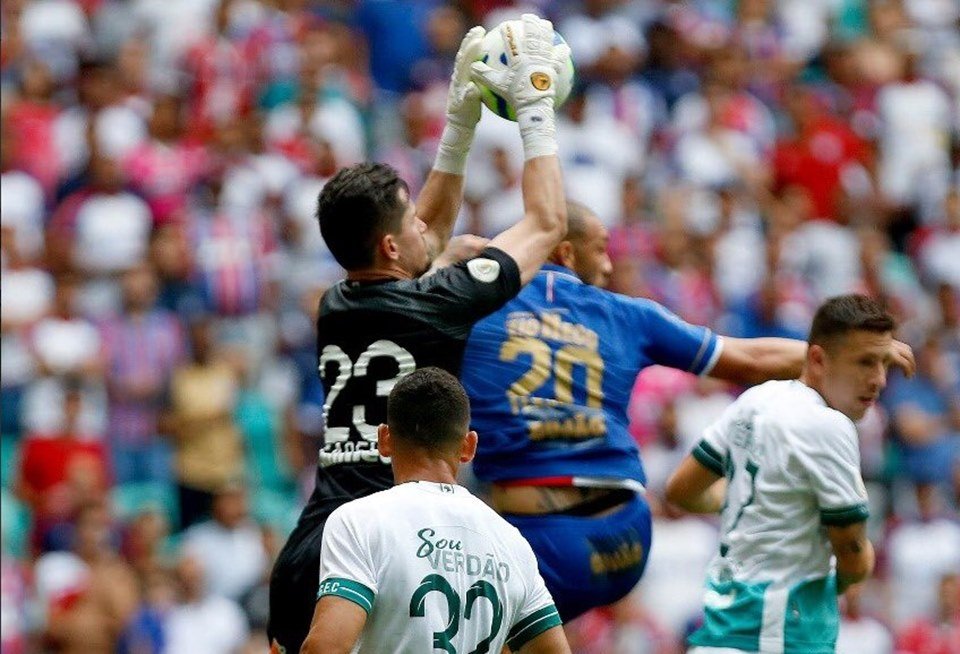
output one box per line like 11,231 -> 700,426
708,337 -> 807,386
419,27 -> 486,259
709,336 -> 915,386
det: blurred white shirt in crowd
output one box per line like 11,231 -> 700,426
73,192 -> 152,274
1,171 -> 46,261
877,79 -> 952,217
887,515 -> 960,627
634,516 -> 718,634
781,220 -> 863,302
163,593 -> 249,654
181,519 -> 268,602
0,268 -> 55,327
836,614 -> 894,654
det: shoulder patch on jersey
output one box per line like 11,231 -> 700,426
467,257 -> 501,283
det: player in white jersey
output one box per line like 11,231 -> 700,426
301,367 -> 570,654
666,295 -> 907,654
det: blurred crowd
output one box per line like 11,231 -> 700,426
0,0 -> 958,653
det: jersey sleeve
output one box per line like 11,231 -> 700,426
625,298 -> 722,376
794,414 -> 870,526
506,539 -> 562,651
317,505 -> 378,614
692,397 -> 740,477
419,247 -> 521,326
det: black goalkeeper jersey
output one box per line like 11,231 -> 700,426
303,246 -> 521,519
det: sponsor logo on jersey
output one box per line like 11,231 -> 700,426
467,258 -> 501,283
506,311 -> 599,350
416,527 -> 512,580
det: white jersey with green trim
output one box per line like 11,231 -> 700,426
688,380 -> 870,654
318,481 -> 561,654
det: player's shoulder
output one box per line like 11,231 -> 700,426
753,381 -> 857,441
327,487 -> 398,526
424,247 -> 519,289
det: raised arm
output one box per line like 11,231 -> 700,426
475,15 -> 570,285
418,27 -> 486,259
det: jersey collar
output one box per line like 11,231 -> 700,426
540,263 -> 582,284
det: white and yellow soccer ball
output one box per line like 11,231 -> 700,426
475,20 -> 576,122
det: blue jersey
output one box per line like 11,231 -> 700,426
461,264 -> 721,486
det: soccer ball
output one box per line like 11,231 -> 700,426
476,20 -> 576,122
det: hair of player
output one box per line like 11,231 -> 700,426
387,367 -> 471,454
564,199 -> 592,243
315,162 -> 409,270
808,294 -> 895,350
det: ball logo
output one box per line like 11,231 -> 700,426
467,258 -> 501,283
504,24 -> 518,57
530,72 -> 551,91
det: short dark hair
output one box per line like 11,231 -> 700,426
564,199 -> 592,243
316,163 -> 409,270
808,295 -> 895,349
387,367 -> 470,453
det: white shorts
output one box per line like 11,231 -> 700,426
688,648 -> 758,654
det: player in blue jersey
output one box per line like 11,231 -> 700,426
460,201 -> 916,621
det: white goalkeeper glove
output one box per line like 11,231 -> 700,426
434,26 -> 486,175
470,14 -> 571,160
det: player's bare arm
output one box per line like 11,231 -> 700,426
518,625 -> 573,654
300,596 -> 367,654
418,26 -> 486,259
476,15 -> 571,284
665,455 -> 727,514
425,234 -> 490,275
827,521 -> 875,594
709,337 -> 915,386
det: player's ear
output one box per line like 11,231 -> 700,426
380,232 -> 400,262
808,343 -> 826,375
377,424 -> 392,457
552,240 -> 575,269
460,431 -> 478,463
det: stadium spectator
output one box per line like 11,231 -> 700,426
836,583 -> 894,654
180,482 -> 268,602
14,377 -> 110,554
894,572 -> 960,654
39,500 -> 139,654
165,315 -> 244,529
100,263 -> 184,485
162,554 -> 250,654
885,483 -> 960,629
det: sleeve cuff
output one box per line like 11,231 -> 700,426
692,440 -> 725,477
506,604 -> 562,651
317,577 -> 376,614
820,504 -> 870,526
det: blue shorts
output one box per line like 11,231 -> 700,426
504,492 -> 652,621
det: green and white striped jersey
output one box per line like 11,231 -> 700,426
688,380 -> 870,654
318,481 -> 561,654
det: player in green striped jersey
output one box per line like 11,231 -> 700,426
667,295 -> 903,654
